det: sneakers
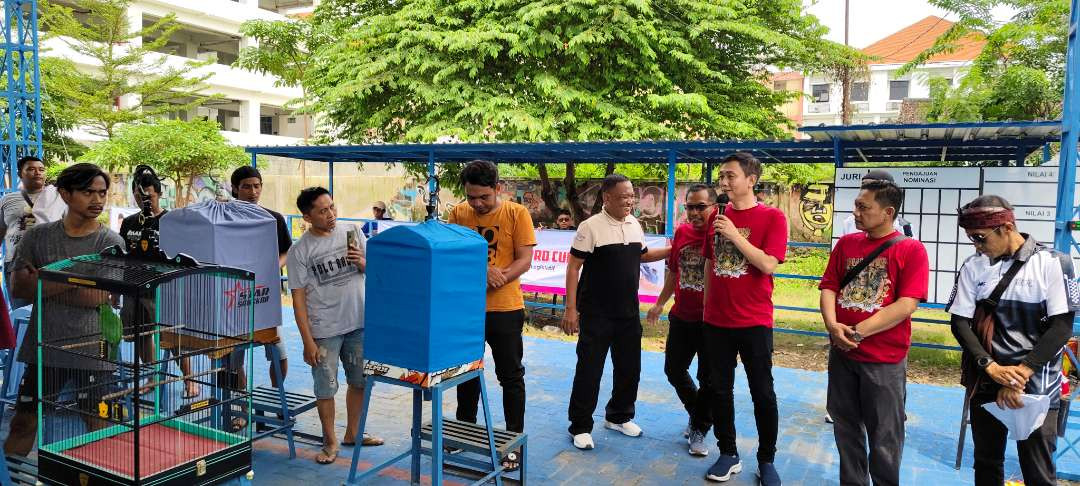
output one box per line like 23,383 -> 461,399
571,432 -> 594,450
758,462 -> 781,486
687,429 -> 709,457
705,454 -> 742,482
604,420 -> 642,437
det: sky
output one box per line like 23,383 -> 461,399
804,0 -> 1016,49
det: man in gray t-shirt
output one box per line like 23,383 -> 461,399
286,187 -> 381,464
5,163 -> 122,457
0,155 -> 48,303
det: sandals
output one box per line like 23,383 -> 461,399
315,445 -> 339,465
501,451 -> 520,472
182,383 -> 200,400
342,433 -> 384,447
230,417 -> 247,432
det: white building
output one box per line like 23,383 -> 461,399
787,16 -> 985,127
43,0 -> 319,146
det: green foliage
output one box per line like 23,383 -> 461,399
293,0 -> 856,214
905,0 -> 1067,121
41,0 -> 218,139
79,119 -> 245,205
760,163 -> 834,186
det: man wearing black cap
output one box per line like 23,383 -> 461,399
840,170 -> 915,238
230,166 -> 293,389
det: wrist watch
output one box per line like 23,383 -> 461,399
851,329 -> 864,343
977,356 -> 995,369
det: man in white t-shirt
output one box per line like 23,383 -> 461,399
0,156 -> 47,306
286,186 -> 383,465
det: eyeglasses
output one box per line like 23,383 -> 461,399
966,226 -> 1002,244
684,203 -> 713,212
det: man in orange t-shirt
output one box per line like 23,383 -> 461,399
448,160 -> 536,470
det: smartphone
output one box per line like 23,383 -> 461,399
346,229 -> 358,251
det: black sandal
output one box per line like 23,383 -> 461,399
501,451 -> 520,472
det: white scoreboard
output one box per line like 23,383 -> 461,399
833,166 -> 1078,305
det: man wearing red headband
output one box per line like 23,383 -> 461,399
948,195 -> 1078,486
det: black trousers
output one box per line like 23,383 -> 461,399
705,325 -> 779,463
665,314 -> 713,433
970,390 -> 1059,486
456,310 -> 526,433
567,314 -> 642,435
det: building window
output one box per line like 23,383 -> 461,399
850,82 -> 869,102
811,83 -> 830,102
260,116 -> 273,135
773,81 -> 786,92
889,80 -> 910,100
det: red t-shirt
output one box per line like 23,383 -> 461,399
702,203 -> 788,328
668,222 -> 708,322
819,231 -> 930,364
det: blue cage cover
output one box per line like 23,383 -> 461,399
365,220 -> 487,372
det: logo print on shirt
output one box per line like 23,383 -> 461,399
712,228 -> 751,278
678,244 -> 705,291
476,225 -> 500,265
838,257 -> 891,313
309,249 -> 357,286
1067,278 -> 1080,307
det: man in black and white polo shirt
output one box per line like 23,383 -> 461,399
560,173 -> 670,450
948,194 -> 1079,486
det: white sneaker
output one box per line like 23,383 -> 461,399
604,420 -> 643,437
571,432 -> 594,450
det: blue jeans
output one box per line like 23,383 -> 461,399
311,328 -> 365,400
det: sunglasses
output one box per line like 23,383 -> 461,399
684,203 -> 713,212
966,226 -> 1002,244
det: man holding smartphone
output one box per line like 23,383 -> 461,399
286,187 -> 382,465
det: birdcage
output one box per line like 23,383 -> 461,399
33,245 -> 255,486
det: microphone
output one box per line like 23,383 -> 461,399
714,194 -> 729,248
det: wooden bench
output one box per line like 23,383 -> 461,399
421,419 -> 528,484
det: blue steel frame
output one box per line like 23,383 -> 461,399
1055,0 -> 1080,258
1,0 -> 42,191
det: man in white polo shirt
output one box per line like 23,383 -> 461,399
560,173 -> 669,450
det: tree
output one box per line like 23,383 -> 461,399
901,0 -> 1068,122
234,16 -> 330,141
41,0 -> 217,142
300,0 -> 857,220
78,119 -> 247,206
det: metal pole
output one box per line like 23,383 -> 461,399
833,138 -> 845,168
328,161 -> 334,195
665,150 -> 677,236
250,152 -> 257,169
1043,143 -> 1052,165
1053,0 -> 1080,254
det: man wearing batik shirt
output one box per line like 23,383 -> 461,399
819,179 -> 929,486
701,153 -> 787,485
647,183 -> 714,457
948,195 -> 1078,486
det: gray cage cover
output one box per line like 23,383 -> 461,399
159,200 -> 282,331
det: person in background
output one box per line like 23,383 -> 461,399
287,186 -> 383,465
448,160 -> 536,471
948,195 -> 1077,486
4,163 -> 123,456
647,183 -> 714,457
118,167 -> 201,400
555,209 -> 576,230
0,155 -> 47,307
362,201 -> 393,237
230,166 -> 293,389
562,173 -> 670,451
840,170 -> 915,238
819,178 -> 928,486
701,152 -> 787,485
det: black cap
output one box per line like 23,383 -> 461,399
862,169 -> 894,183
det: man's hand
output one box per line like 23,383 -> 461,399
487,266 -> 508,289
826,322 -> 858,351
646,304 -> 663,326
302,338 -> 320,367
996,386 -> 1025,410
713,215 -> 741,241
346,247 -> 364,271
986,363 -> 1030,391
561,307 -> 579,335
